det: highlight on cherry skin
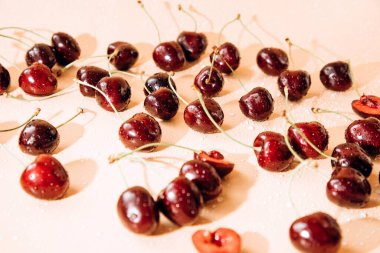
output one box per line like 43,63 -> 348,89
51,32 -> 81,66
19,62 -> 58,96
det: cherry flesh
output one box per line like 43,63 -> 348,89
0,64 -> 10,95
95,76 -> 131,112
117,186 -> 159,235
177,31 -> 208,62
320,61 -> 352,91
192,228 -> 241,253
76,66 -> 109,97
278,70 -> 311,101
144,87 -> 179,120
144,72 -> 176,96
239,87 -> 274,121
119,112 -> 162,151
209,42 -> 240,74
256,47 -> 289,76
152,41 -> 185,71
19,62 -> 57,96
107,41 -> 139,71
25,43 -> 56,69
194,66 -> 224,97
20,154 -> 69,200
51,32 -> 81,65
194,150 -> 235,178
352,95 -> 380,119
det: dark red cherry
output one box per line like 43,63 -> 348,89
76,66 -> 109,97
152,41 -> 185,71
179,160 -> 222,201
20,154 -> 69,200
184,98 -> 224,134
107,41 -> 139,71
194,150 -> 235,178
95,76 -> 131,112
144,87 -> 179,120
19,62 -> 57,96
239,87 -> 274,121
25,43 -> 56,69
288,121 -> 329,159
256,47 -> 289,76
331,143 -> 372,177
289,212 -> 342,253
157,176 -> 203,226
253,131 -> 294,172
345,117 -> 380,156
320,61 -> 352,91
117,186 -> 159,235
194,66 -> 224,97
144,72 -> 176,96
278,70 -> 311,101
51,32 -> 81,65
0,64 -> 10,95
352,95 -> 380,119
192,228 -> 241,253
327,167 -> 371,208
209,42 -> 240,74
177,31 -> 208,62
119,112 -> 162,151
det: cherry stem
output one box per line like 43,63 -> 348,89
55,108 -> 84,129
58,54 -> 110,76
4,85 -> 78,102
178,4 -> 198,32
168,72 -> 189,105
0,33 -> 32,47
218,14 -> 240,45
138,0 -> 161,43
0,108 -> 41,132
115,160 -> 129,188
285,38 -> 295,69
207,51 -> 217,84
236,14 -> 264,46
0,26 -> 49,42
0,144 -> 26,167
112,70 -> 151,94
311,107 -> 354,122
108,142 -> 201,164
0,54 -> 21,71
285,38 -> 325,64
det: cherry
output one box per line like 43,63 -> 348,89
239,87 -> 274,121
253,131 -> 294,172
327,167 -> 371,208
184,98 -> 224,134
194,150 -> 235,178
95,76 -> 131,112
76,66 -> 109,97
345,117 -> 380,156
320,61 -> 352,91
119,112 -> 162,151
209,42 -> 240,74
19,62 -> 57,96
192,228 -> 241,253
179,160 -> 222,201
194,66 -> 224,97
51,32 -> 81,65
107,41 -> 139,71
177,31 -> 207,62
152,41 -> 185,71
157,176 -> 203,226
331,143 -> 372,177
351,95 -> 380,119
278,70 -> 311,101
289,212 -> 342,253
20,154 -> 69,200
257,47 -> 289,76
144,72 -> 176,95
288,121 -> 329,159
144,87 -> 179,120
117,186 -> 159,235
25,43 -> 56,69
0,63 -> 10,95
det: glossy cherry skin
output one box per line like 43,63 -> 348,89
95,76 -> 131,112
253,131 -> 294,172
0,64 -> 10,95
288,122 -> 329,159
157,176 -> 203,226
209,42 -> 240,74
194,150 -> 235,178
179,160 -> 222,201
327,167 -> 371,208
345,117 -> 380,156
352,95 -> 380,119
289,212 -> 341,253
239,87 -> 274,121
25,43 -> 56,69
278,70 -> 311,101
117,186 -> 159,235
331,143 -> 372,177
192,228 -> 241,253
119,113 -> 162,151
152,41 -> 185,71
144,72 -> 176,96
320,61 -> 352,91
19,119 -> 59,155
184,98 -> 224,134
19,62 -> 57,96
51,32 -> 81,65
177,31 -> 207,62
76,66 -> 109,97
257,47 -> 289,76
20,154 -> 69,200
144,87 -> 179,120
107,41 -> 139,71
194,66 -> 224,97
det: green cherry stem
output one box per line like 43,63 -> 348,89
285,38 -> 325,64
55,108 -> 84,129
138,0 -> 162,43
236,14 -> 264,46
0,26 -> 49,42
178,4 -> 197,32
0,33 -> 31,47
112,70 -> 151,94
218,14 -> 240,45
286,38 -> 296,69
58,54 -> 110,76
4,85 -> 78,102
168,72 -> 189,105
311,107 -> 354,122
0,108 -> 41,132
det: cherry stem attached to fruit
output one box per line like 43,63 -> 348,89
112,70 -> 151,94
0,108 -> 41,132
138,0 -> 162,43
311,107 -> 354,122
168,72 -> 189,105
0,33 -> 32,47
0,54 -> 21,71
207,51 -> 217,84
55,108 -> 84,129
218,14 -> 240,45
236,14 -> 264,46
285,38 -> 325,64
178,4 -> 198,32
286,38 -> 296,69
4,85 -> 78,102
0,26 -> 49,42
58,54 -> 110,76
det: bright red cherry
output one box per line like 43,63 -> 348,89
76,66 -> 109,97
19,62 -> 57,96
256,47 -> 289,76
194,66 -> 224,97
177,31 -> 207,62
152,41 -> 185,71
95,76 -> 131,112
278,70 -> 311,101
0,64 -> 10,95
239,87 -> 274,121
192,228 -> 241,253
107,41 -> 139,71
25,43 -> 56,69
209,42 -> 240,74
320,61 -> 352,91
51,32 -> 81,65
351,95 -> 380,120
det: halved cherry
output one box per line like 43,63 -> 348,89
194,150 -> 234,178
192,227 -> 241,253
352,95 -> 380,119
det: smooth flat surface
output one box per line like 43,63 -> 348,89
0,0 -> 380,252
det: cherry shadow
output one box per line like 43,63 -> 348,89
164,1 -> 181,34
0,121 -> 19,143
312,39 -> 344,60
65,158 -> 98,197
76,33 -> 97,57
189,5 -> 214,31
241,231 -> 269,253
54,123 -> 84,153
134,42 -> 155,67
252,15 -> 283,47
6,62 -> 26,93
352,62 -> 380,88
